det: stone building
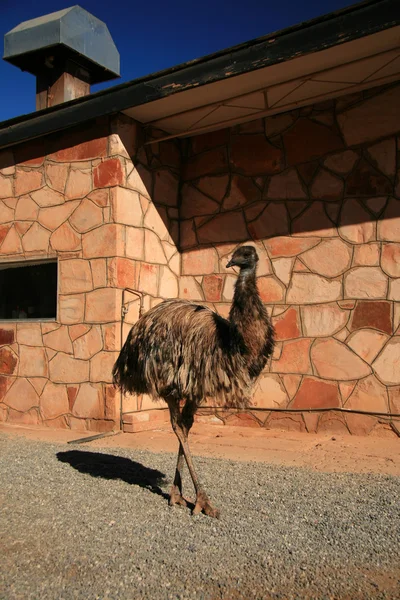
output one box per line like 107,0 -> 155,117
0,1 -> 400,437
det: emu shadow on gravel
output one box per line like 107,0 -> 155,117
57,450 -> 169,500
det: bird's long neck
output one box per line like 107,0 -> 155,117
229,265 -> 267,349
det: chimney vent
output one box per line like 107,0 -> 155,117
3,6 -> 120,110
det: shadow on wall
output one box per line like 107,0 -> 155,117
1,91 -> 399,253
177,120 -> 399,251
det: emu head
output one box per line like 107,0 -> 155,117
226,245 -> 259,270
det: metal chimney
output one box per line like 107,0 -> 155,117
3,6 -> 120,110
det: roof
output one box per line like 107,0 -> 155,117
0,0 -> 399,150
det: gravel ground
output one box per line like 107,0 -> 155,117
0,432 -> 399,600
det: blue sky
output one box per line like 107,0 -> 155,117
0,0 -> 355,122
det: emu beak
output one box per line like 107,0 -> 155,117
226,259 -> 233,268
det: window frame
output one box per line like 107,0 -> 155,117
0,258 -> 59,322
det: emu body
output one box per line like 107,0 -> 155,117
113,246 -> 274,517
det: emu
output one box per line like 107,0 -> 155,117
112,245 -> 274,518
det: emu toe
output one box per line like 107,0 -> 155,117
169,488 -> 191,508
192,492 -> 220,518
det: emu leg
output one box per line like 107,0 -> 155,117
169,443 -> 188,507
167,399 -> 220,518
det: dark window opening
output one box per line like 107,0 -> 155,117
0,261 -> 57,320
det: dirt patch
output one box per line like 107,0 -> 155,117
1,422 -> 399,476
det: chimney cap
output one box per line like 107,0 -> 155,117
3,5 -> 120,84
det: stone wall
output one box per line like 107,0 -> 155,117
177,82 -> 400,437
0,116 -> 180,432
1,81 -> 400,437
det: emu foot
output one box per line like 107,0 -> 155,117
169,487 -> 190,508
192,492 -> 220,518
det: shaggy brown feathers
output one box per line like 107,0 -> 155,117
113,245 -> 274,517
113,246 -> 274,409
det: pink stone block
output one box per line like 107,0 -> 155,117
73,326 -> 103,359
3,378 -> 39,411
159,267 -> 178,299
59,295 -> 85,324
108,257 -> 137,289
292,377 -> 340,409
264,236 -> 319,258
88,189 -> 109,207
182,247 -> 217,275
69,198 -> 103,232
15,196 -> 39,221
0,327 -> 15,346
19,346 -> 48,377
49,353 -> 89,383
72,383 -> 104,418
301,238 -> 352,278
203,275 -> 223,302
69,324 -> 91,341
301,304 -> 348,337
353,244 -> 380,266
0,200 -> 14,222
144,229 -> 168,264
65,168 -> 92,199
93,159 -> 124,187
257,276 -> 285,302
287,273 -> 341,304
50,136 -> 107,162
138,263 -> 159,296
45,163 -> 69,193
8,407 -> 39,426
271,338 -> 312,374
111,187 -> 142,226
344,267 -> 387,299
43,326 -> 73,354
20,223 -> 49,252
311,338 -> 371,381
38,201 -> 80,231
60,259 -> 93,294
252,374 -> 288,408
102,324 -> 120,351
17,323 -> 42,346
90,259 -> 107,288
85,288 -> 121,323
179,276 -> 203,301
31,186 -> 64,207
14,168 -> 43,195
0,227 -> 23,254
82,224 -> 124,258
144,203 -> 169,240
50,222 -> 81,251
40,382 -> 70,420
90,351 -> 117,383
272,307 -> 301,340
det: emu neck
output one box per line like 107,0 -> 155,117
234,267 -> 257,304
229,266 -> 263,327
229,265 -> 269,361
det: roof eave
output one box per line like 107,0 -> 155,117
0,0 -> 398,151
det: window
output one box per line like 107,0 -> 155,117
0,261 -> 57,320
